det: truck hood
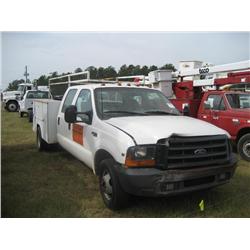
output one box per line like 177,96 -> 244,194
106,115 -> 229,144
3,91 -> 21,99
3,91 -> 21,98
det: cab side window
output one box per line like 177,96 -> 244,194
206,95 -> 226,110
61,89 -> 77,113
76,89 -> 92,113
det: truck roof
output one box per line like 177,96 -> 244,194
207,90 -> 250,95
67,83 -> 153,91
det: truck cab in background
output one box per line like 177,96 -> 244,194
148,60 -> 250,162
2,83 -> 33,112
198,91 -> 250,161
19,89 -> 50,122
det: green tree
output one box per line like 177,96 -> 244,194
74,67 -> 83,73
118,64 -> 129,76
149,65 -> 158,72
127,65 -> 135,75
96,67 -> 105,79
141,65 -> 149,75
85,66 -> 98,79
36,75 -> 49,86
160,63 -> 176,71
51,71 -> 58,78
103,66 -> 117,78
6,79 -> 25,91
132,65 -> 141,75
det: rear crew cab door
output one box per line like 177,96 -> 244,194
70,89 -> 94,168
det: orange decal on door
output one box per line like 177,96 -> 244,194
72,124 -> 84,145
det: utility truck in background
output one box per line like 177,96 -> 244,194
18,89 -> 50,122
148,60 -> 250,161
33,72 -> 237,210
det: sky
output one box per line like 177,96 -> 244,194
1,32 -> 249,89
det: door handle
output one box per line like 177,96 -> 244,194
213,116 -> 219,120
57,117 -> 60,125
91,131 -> 98,137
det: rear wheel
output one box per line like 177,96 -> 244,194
99,159 -> 129,210
28,110 -> 33,123
37,126 -> 48,151
6,101 -> 18,112
238,133 -> 250,162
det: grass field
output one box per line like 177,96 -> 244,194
1,109 -> 250,217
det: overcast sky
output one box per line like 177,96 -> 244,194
1,32 -> 249,89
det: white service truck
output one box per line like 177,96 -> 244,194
33,83 -> 237,210
18,89 -> 50,122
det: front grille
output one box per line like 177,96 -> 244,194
156,135 -> 230,169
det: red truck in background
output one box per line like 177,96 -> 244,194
170,70 -> 250,162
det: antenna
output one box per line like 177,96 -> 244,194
24,65 -> 29,83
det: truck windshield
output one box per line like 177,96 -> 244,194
26,91 -> 49,99
94,87 -> 180,119
17,85 -> 25,92
226,93 -> 250,109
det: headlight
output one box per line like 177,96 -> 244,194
125,145 -> 156,168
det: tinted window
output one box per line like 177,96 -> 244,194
61,89 -> 77,113
206,95 -> 225,110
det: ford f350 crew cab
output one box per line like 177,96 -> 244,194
33,83 -> 237,210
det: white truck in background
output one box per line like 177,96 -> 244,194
18,89 -> 50,122
2,83 -> 49,112
2,83 -> 33,112
33,72 -> 237,210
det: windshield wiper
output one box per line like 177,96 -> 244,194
145,110 -> 179,115
103,110 -> 148,116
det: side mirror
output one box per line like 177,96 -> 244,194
65,105 -> 77,123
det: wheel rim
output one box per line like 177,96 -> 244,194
243,141 -> 250,158
101,170 -> 113,201
8,103 -> 17,111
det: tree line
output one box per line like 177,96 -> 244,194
5,63 -> 176,91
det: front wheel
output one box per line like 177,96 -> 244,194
99,159 -> 129,210
6,101 -> 18,112
238,133 -> 250,162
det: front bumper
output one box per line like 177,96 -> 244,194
115,154 -> 237,197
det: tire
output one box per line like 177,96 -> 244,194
6,101 -> 18,112
99,159 -> 129,210
28,110 -> 33,123
37,126 -> 48,151
237,133 -> 250,162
